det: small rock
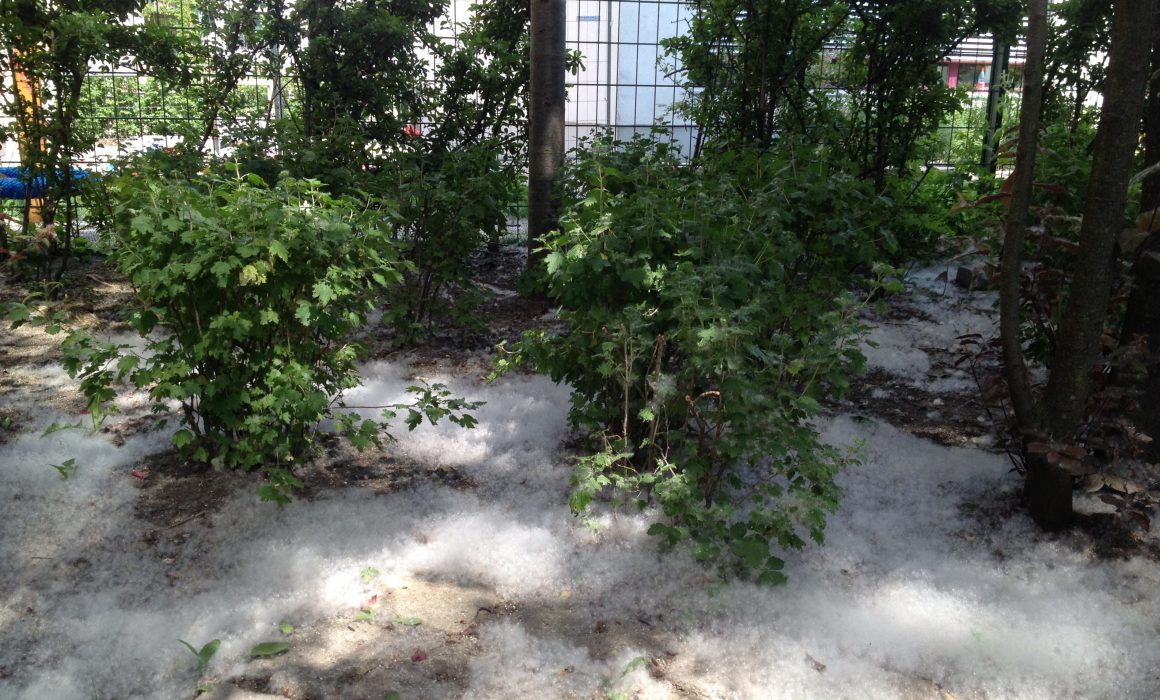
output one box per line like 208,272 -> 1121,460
954,264 -> 994,291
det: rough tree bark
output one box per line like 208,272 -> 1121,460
999,0 -> 1071,530
999,0 -> 1048,435
1028,0 -> 1156,529
1043,0 -> 1155,437
1120,3 -> 1160,459
528,0 -> 566,267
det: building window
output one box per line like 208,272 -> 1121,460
956,64 -> 988,91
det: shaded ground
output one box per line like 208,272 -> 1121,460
2,253 -> 1159,699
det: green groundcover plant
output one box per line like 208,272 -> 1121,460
499,136 -> 900,583
43,166 -> 478,502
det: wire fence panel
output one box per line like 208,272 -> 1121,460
565,0 -> 697,154
0,0 -> 1025,172
930,35 -> 1028,169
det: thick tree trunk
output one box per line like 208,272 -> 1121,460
528,0 -> 566,267
1119,238 -> 1160,456
1044,0 -> 1156,439
1121,5 -> 1160,458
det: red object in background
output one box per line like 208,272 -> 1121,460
404,124 -> 421,138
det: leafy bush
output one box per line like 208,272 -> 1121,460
879,167 -> 974,259
375,141 -> 520,341
228,131 -> 520,344
217,0 -> 529,346
57,166 -> 478,501
502,137 -> 899,582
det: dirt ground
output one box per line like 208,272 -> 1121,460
2,250 -> 1158,699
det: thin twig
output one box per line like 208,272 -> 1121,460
164,510 -> 206,530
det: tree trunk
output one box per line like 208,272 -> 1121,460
1119,237 -> 1160,456
1142,6 -> 1160,212
528,0 -> 566,268
999,0 -> 1048,436
1044,0 -> 1156,439
998,0 -> 1070,531
1121,4 -> 1160,458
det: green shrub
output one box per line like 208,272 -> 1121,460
59,167 -> 478,502
881,166 -> 977,257
228,130 -> 520,344
501,137 -> 898,582
375,142 -> 519,341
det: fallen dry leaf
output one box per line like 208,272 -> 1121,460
1083,474 -> 1105,493
1103,475 -> 1144,495
1128,511 -> 1152,532
805,653 -> 826,673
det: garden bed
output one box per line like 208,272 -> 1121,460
1,256 -> 1158,699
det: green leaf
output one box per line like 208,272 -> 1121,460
797,395 -> 822,414
249,641 -> 290,658
697,327 -> 722,345
172,429 -> 194,448
757,569 -> 788,586
269,240 -> 290,262
116,355 -> 140,376
200,639 -> 221,660
391,616 -> 422,626
239,264 -> 265,286
545,251 -> 566,276
619,266 -> 649,288
6,303 -> 30,325
210,260 -> 233,284
312,281 -> 337,305
179,638 -> 220,675
295,301 -> 313,325
279,621 -> 294,636
50,458 -> 78,480
730,538 -> 770,568
42,420 -> 83,436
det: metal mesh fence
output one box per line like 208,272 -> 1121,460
565,0 -> 697,154
932,35 -> 1028,169
0,0 -> 1025,172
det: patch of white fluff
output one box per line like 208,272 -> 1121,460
861,264 -> 1000,393
2,356 -> 1159,699
467,621 -> 598,697
860,323 -> 933,376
